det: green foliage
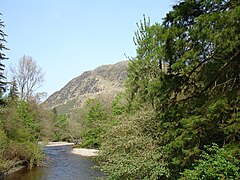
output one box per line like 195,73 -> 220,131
17,101 -> 41,139
99,0 -> 240,178
52,114 -> 70,141
81,98 -> 109,148
0,76 -> 51,176
55,114 -> 69,129
0,104 -> 44,175
0,128 -> 8,154
180,144 -> 240,179
111,93 -> 126,116
125,20 -> 166,111
98,108 -> 169,179
18,101 -> 35,128
25,142 -> 44,169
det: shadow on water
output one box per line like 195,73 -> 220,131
6,145 -> 104,180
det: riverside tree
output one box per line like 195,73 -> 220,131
159,0 -> 240,176
11,55 -> 45,101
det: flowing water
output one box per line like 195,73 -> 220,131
6,145 -> 104,180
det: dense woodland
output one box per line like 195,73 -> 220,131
0,0 -> 240,179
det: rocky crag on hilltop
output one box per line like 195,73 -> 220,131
44,61 -> 128,113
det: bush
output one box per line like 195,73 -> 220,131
0,128 -> 8,151
26,142 -> 44,168
0,103 -> 44,175
98,108 -> 169,179
180,143 -> 240,179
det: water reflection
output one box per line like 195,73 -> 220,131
7,145 -> 103,180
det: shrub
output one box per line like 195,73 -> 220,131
180,143 -> 240,179
98,108 -> 169,179
26,142 -> 44,168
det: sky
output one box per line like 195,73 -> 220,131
1,0 -> 175,98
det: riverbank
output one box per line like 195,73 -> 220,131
2,161 -> 26,179
39,142 -> 99,157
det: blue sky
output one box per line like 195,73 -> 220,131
1,0 -> 174,97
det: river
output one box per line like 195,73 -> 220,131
6,145 -> 104,180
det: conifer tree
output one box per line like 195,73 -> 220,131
0,13 -> 8,105
8,79 -> 19,103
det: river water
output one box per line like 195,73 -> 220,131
6,145 -> 104,180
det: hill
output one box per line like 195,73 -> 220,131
44,61 -> 128,113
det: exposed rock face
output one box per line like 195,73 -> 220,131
44,61 -> 128,111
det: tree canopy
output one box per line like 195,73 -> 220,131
10,55 -> 45,101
